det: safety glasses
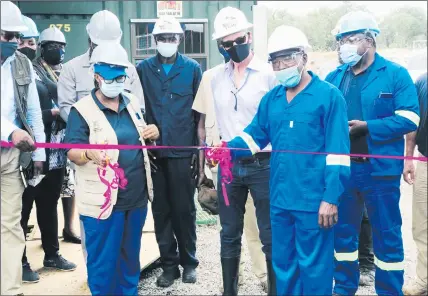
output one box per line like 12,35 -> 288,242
221,34 -> 247,49
1,31 -> 21,41
337,34 -> 366,46
269,52 -> 302,71
103,76 -> 126,84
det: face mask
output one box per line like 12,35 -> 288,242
274,59 -> 304,88
100,80 -> 125,99
157,42 -> 178,58
226,43 -> 250,64
18,47 -> 37,61
43,48 -> 65,65
218,46 -> 230,63
1,41 -> 18,61
339,44 -> 366,67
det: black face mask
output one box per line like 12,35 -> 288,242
42,48 -> 65,65
226,43 -> 250,63
18,47 -> 37,61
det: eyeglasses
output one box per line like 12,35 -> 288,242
337,35 -> 366,46
103,76 -> 126,84
1,31 -> 21,41
269,52 -> 302,71
221,34 -> 247,49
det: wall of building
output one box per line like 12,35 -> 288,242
16,1 -> 256,70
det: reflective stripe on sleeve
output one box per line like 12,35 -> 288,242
395,110 -> 420,127
326,154 -> 350,167
334,250 -> 358,261
374,255 -> 404,271
238,132 -> 260,155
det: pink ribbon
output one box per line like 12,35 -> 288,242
205,141 -> 233,206
96,162 -> 128,219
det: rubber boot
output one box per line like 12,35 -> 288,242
221,257 -> 240,296
61,197 -> 81,244
267,260 -> 277,296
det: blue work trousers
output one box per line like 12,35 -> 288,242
334,162 -> 403,296
80,206 -> 148,296
271,205 -> 334,295
218,157 -> 272,259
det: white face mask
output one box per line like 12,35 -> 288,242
157,42 -> 178,58
100,80 -> 125,98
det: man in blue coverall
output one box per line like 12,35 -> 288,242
136,16 -> 203,288
326,11 -> 420,296
209,25 -> 350,295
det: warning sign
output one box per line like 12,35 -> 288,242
157,1 -> 183,18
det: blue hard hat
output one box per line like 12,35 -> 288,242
20,15 -> 39,39
334,11 -> 380,40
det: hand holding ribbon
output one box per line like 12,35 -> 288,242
205,141 -> 233,206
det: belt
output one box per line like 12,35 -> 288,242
238,152 -> 271,164
351,156 -> 370,163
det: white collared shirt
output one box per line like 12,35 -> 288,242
210,54 -> 278,149
1,54 -> 46,161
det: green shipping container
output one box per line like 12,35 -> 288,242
16,1 -> 256,71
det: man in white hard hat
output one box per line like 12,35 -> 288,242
192,39 -> 269,293
58,10 -> 144,122
136,15 -> 203,288
208,6 -> 277,295
1,1 -> 46,295
325,11 -> 420,296
207,25 -> 350,295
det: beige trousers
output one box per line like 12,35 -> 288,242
209,167 -> 267,282
1,148 -> 25,295
413,159 -> 427,284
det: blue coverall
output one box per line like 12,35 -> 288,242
325,53 -> 420,296
136,53 -> 202,272
227,72 -> 351,295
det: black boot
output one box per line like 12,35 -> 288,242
221,257 -> 240,296
266,260 -> 277,296
61,197 -> 81,244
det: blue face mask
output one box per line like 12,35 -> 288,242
1,41 -> 18,61
339,44 -> 365,66
218,46 -> 230,63
274,59 -> 304,88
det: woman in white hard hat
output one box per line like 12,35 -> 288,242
18,15 -> 39,61
64,42 -> 158,296
207,25 -> 350,295
20,26 -> 78,284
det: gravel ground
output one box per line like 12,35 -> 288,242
139,179 -> 418,296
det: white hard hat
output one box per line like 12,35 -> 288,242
268,25 -> 311,56
212,7 -> 253,40
21,16 -> 39,39
89,43 -> 132,68
152,16 -> 183,35
86,10 -> 123,45
39,27 -> 66,45
1,1 -> 28,32
334,11 -> 380,40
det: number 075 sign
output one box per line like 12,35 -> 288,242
157,1 -> 183,18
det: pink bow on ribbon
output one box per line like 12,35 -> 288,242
97,162 -> 128,219
205,142 -> 233,206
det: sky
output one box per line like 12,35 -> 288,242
260,1 -> 428,16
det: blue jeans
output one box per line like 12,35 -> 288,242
334,162 -> 403,295
217,157 -> 272,259
80,206 -> 148,296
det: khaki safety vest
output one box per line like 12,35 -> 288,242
73,92 -> 154,219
